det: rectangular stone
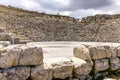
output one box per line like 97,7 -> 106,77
89,44 -> 116,60
94,59 -> 109,73
0,45 -> 21,68
0,44 -> 43,68
110,57 -> 120,71
19,44 -> 43,66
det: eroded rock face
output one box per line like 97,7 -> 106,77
19,45 -> 43,66
31,65 -> 52,80
74,45 -> 91,61
0,67 -> 30,80
89,44 -> 114,60
44,58 -> 73,79
71,57 -> 93,76
94,59 -> 109,73
110,57 -> 120,71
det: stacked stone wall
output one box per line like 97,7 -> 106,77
0,42 -> 120,80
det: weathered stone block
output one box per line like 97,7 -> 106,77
90,44 -> 115,60
110,57 -> 120,71
31,65 -> 52,80
44,58 -> 73,79
0,45 -> 21,68
71,57 -> 93,75
74,45 -> 91,61
94,59 -> 109,73
117,46 -> 120,57
0,44 -> 43,68
19,45 -> 43,66
0,67 -> 30,80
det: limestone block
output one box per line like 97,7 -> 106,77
74,45 -> 91,61
0,67 -> 30,80
110,57 -> 120,71
31,65 -> 52,80
19,45 -> 43,66
0,45 -> 21,68
94,59 -> 109,73
71,57 -> 93,75
90,44 -> 115,60
44,58 -> 73,79
0,44 -> 43,68
116,46 -> 120,57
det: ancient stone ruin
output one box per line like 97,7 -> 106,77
0,5 -> 120,80
0,41 -> 120,80
0,5 -> 120,43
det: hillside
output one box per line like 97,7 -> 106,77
0,5 -> 120,43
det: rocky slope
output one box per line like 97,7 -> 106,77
0,5 -> 120,43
